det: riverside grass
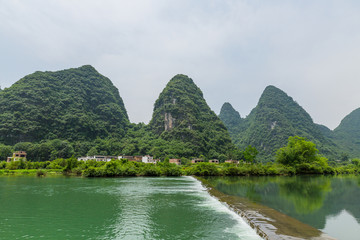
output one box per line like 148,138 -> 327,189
1,158 -> 359,177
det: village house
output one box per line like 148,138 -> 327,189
78,155 -> 159,164
191,158 -> 204,164
134,156 -> 143,162
225,159 -> 239,164
118,156 -> 141,162
7,151 -> 27,162
169,159 -> 181,165
77,155 -> 116,162
142,155 -> 160,164
208,159 -> 219,164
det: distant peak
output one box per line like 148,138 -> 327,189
219,102 -> 241,125
260,85 -> 289,99
220,102 -> 239,116
77,65 -> 97,72
263,85 -> 283,93
173,74 -> 189,78
169,74 -> 193,84
222,102 -> 234,109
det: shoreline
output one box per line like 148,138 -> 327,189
196,176 -> 336,240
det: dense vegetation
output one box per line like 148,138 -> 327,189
0,65 -> 129,145
1,136 -> 359,177
1,66 -> 359,168
149,74 -> 235,157
1,156 -> 359,178
220,86 -> 341,162
218,102 -> 242,134
276,136 -> 331,174
333,108 -> 360,158
0,69 -> 240,160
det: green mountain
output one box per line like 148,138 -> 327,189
149,74 -> 234,156
0,65 -> 129,145
221,85 -> 339,161
333,108 -> 360,157
219,102 -> 242,135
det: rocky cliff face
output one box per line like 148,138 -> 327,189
164,112 -> 175,131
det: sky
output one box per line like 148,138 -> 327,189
1,0 -> 360,130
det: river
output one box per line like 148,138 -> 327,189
0,176 -> 261,239
203,175 -> 360,240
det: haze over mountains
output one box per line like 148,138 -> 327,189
0,65 -> 359,161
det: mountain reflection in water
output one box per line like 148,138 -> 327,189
205,175 -> 360,240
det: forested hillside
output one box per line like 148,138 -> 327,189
220,86 -> 340,161
219,102 -> 243,135
149,74 -> 235,157
1,66 -> 359,163
0,65 -> 129,145
333,108 -> 360,158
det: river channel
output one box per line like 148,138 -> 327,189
0,176 -> 261,239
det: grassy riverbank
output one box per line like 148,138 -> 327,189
1,157 -> 359,177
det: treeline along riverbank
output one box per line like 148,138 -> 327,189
1,157 -> 360,178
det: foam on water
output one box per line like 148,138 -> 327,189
100,176 -> 262,239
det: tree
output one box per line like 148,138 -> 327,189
276,136 -> 326,166
351,158 -> 360,167
243,145 -> 258,163
0,144 -> 13,161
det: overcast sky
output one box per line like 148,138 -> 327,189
1,0 -> 360,129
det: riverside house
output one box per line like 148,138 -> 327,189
118,156 -> 142,162
77,155 -> 117,162
142,155 -> 160,164
169,159 -> 181,165
209,159 -> 219,164
7,151 -> 27,162
191,158 -> 204,164
78,155 -> 159,164
225,159 -> 239,164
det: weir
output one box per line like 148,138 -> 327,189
196,177 -> 336,240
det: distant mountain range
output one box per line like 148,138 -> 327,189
0,66 -> 234,159
219,86 -> 358,161
0,65 -> 359,161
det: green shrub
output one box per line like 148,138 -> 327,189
141,164 -> 161,176
83,167 -> 104,177
190,163 -> 220,176
72,167 -> 83,176
36,169 -> 47,177
161,164 -> 182,176
121,165 -> 137,176
0,161 -> 6,169
223,166 -> 241,176
295,163 -> 323,174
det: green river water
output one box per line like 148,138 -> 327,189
0,176 -> 261,240
205,175 -> 360,240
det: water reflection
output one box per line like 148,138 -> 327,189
205,175 -> 360,239
278,176 -> 331,214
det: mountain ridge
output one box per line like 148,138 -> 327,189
219,85 -> 340,161
149,74 -> 234,156
0,65 -> 129,145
